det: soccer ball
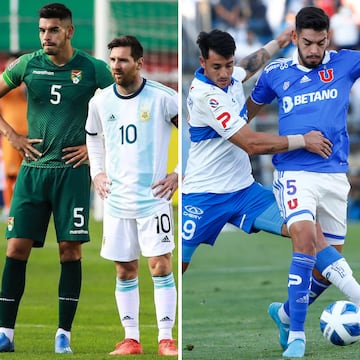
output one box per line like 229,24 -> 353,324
320,300 -> 360,346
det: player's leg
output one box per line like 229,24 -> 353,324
101,215 -> 143,355
0,238 -> 32,352
148,254 -> 178,356
311,173 -> 360,305
283,219 -> 316,358
52,166 -> 90,354
272,171 -> 319,357
0,166 -> 50,352
55,241 -> 82,354
112,259 -> 143,355
182,192 -> 231,273
140,204 -> 178,356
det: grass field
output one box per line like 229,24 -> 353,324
182,222 -> 360,360
0,211 -> 178,360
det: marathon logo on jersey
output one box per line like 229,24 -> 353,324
209,98 -> 219,109
71,70 -> 82,84
282,88 -> 338,113
183,205 -> 203,220
32,70 -> 55,76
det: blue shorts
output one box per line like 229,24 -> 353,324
182,182 -> 284,262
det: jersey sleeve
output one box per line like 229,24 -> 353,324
93,59 -> 114,89
250,64 -> 277,105
2,54 -> 31,89
85,95 -> 103,135
85,96 -> 105,179
233,66 -> 246,82
164,90 -> 178,124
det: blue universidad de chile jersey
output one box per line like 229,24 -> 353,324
250,49 -> 360,173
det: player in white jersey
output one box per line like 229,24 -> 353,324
247,6 -> 360,358
183,26 -> 360,358
86,36 -> 178,356
182,28 -> 332,273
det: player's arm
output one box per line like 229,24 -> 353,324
239,27 -> 292,82
246,97 -> 265,122
228,123 -> 332,158
0,76 -> 42,160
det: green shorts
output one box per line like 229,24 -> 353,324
6,165 -> 91,247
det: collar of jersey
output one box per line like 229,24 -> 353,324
195,67 -> 233,93
113,78 -> 146,99
291,49 -> 331,72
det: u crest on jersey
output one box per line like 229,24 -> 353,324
318,68 -> 334,83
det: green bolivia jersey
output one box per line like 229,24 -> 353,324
3,49 -> 113,168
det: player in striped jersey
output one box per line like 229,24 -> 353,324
183,25 -> 360,358
247,6 -> 360,358
86,36 -> 178,356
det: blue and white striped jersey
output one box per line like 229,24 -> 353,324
86,78 -> 178,218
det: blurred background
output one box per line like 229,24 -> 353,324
182,0 -> 360,221
0,0 -> 178,218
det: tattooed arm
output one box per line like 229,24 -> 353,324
239,27 -> 293,82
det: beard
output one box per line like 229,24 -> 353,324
298,49 -> 324,69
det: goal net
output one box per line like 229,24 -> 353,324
95,0 -> 178,89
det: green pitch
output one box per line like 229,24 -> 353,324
182,222 -> 360,360
0,210 -> 178,360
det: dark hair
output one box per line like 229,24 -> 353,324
39,3 -> 72,22
295,6 -> 329,33
107,36 -> 143,60
197,29 -> 236,59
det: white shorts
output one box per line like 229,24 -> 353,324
273,171 -> 350,245
100,203 -> 175,261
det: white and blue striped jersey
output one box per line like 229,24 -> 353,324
86,79 -> 178,218
183,66 -> 255,194
250,49 -> 360,173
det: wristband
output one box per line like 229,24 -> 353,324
287,135 -> 305,151
173,164 -> 179,174
263,40 -> 280,57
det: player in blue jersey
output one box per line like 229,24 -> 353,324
183,24 -> 360,357
182,28 -> 332,272
247,6 -> 360,358
0,3 -> 114,354
86,36 -> 178,356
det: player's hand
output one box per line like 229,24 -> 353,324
7,130 -> 42,161
93,172 -> 111,199
304,131 -> 333,158
62,144 -> 88,168
152,172 -> 178,200
276,26 -> 293,49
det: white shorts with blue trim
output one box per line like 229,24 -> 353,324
273,170 -> 350,245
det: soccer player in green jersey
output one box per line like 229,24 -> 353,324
0,3 -> 113,354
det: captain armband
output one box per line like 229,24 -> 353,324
287,135 -> 305,151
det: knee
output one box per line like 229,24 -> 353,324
59,241 -> 82,262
